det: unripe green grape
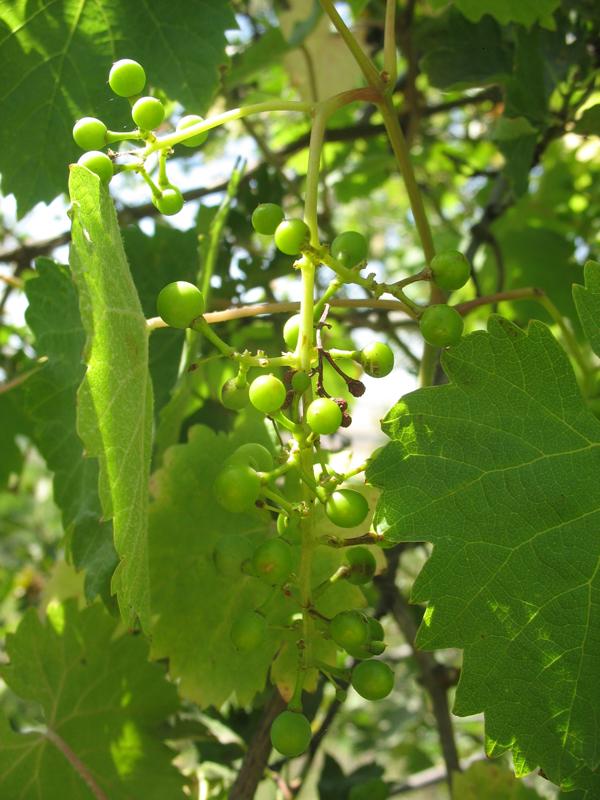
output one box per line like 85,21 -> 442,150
220,378 -> 249,410
177,114 -> 208,147
331,230 -> 368,268
419,304 -> 464,347
108,58 -> 146,97
330,610 -> 370,650
291,371 -> 311,393
227,442 -> 273,472
325,489 -> 369,528
283,314 -> 301,349
252,203 -> 284,235
77,151 -> 113,184
306,397 -> 342,435
249,374 -> 287,414
277,513 -> 301,540
156,281 -> 204,329
252,538 -> 293,585
351,660 -> 394,701
369,640 -> 386,656
214,465 -> 261,513
270,711 -> 312,757
274,219 -> 310,255
349,778 -> 389,800
360,342 -> 394,378
72,117 -> 107,150
345,546 -> 376,584
430,250 -> 471,291
153,187 -> 184,216
132,96 -> 165,130
230,611 -> 267,651
213,535 -> 253,577
367,617 -> 385,642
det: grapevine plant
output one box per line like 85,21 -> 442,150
1,1 -> 600,798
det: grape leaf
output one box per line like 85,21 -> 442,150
0,0 -> 235,215
574,106 -> 600,136
452,761 -> 544,799
453,0 -> 560,27
418,10 -> 512,91
69,166 -> 152,628
367,316 -> 600,789
24,258 -> 117,603
573,261 -> 600,356
0,600 -> 184,799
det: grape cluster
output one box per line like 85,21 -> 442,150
73,61 -> 473,761
72,58 -> 209,215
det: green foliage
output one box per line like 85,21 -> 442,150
0,0 -> 235,214
453,0 -> 561,27
368,316 -> 600,789
452,761 -> 544,799
24,259 -> 117,603
69,167 -> 153,627
0,600 -> 184,798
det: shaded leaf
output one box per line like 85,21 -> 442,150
0,600 -> 184,799
25,258 -> 117,603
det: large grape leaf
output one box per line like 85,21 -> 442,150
0,0 -> 235,215
69,166 -> 152,628
149,418 -> 365,707
24,258 -> 117,603
0,600 -> 184,798
453,0 -> 560,27
367,315 -> 600,791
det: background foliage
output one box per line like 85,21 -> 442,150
0,1 -> 598,798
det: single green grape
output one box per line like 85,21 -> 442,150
227,442 -> 273,472
369,640 -> 386,656
276,513 -> 301,541
270,711 -> 312,757
367,617 -> 385,642
220,378 -> 249,410
274,219 -> 310,255
330,610 -> 370,650
306,398 -> 342,435
72,117 -> 107,150
325,489 -> 369,528
345,546 -> 376,584
108,58 -> 146,97
230,611 -> 267,652
252,538 -> 293,585
291,371 -> 311,393
252,203 -> 284,235
213,535 -> 253,577
156,281 -> 204,329
249,374 -> 287,414
360,342 -> 394,378
331,230 -> 368,268
132,96 -> 165,130
351,660 -> 394,701
214,464 -> 261,513
77,151 -> 113,184
153,187 -> 184,216
283,314 -> 301,349
176,114 -> 208,147
419,304 -> 464,347
348,778 -> 389,800
430,250 -> 471,291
